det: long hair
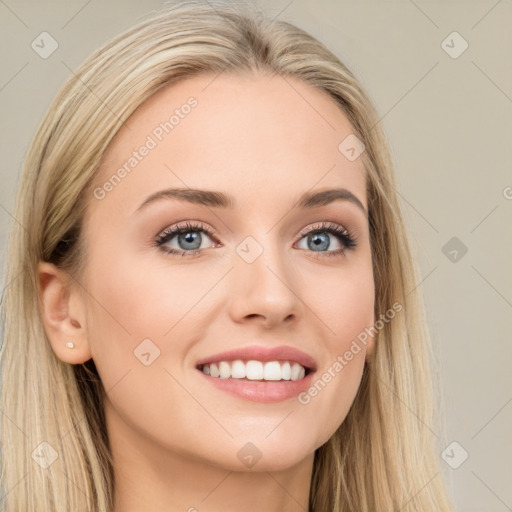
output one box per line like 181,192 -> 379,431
0,1 -> 454,510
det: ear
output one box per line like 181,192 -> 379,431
37,261 -> 92,364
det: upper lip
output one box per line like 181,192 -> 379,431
196,345 -> 317,372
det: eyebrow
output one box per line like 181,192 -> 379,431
135,187 -> 367,216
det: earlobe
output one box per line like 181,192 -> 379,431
36,261 -> 92,364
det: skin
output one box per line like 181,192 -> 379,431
38,72 -> 376,512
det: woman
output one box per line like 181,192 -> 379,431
0,1 -> 454,510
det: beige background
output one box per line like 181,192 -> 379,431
1,1 -> 511,510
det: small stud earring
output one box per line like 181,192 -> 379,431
65,342 -> 75,349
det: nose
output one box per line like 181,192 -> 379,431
228,241 -> 303,328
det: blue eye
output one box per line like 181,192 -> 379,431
155,221 -> 217,257
155,221 -> 357,258
296,222 -> 357,258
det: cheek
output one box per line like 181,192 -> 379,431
296,259 -> 374,441
302,255 -> 375,344
81,251 -> 166,380
81,253 -> 199,441
84,246 -> 187,335
82,249 -> 217,386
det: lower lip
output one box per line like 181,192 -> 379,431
197,369 -> 316,403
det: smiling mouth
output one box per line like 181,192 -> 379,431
197,360 -> 312,381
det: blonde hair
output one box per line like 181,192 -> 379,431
0,1 -> 454,510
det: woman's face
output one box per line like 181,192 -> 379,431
79,72 -> 375,471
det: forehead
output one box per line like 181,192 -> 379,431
92,72 -> 367,215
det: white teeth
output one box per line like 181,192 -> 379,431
263,361 -> 282,381
281,361 -> 291,380
290,362 -> 305,381
210,362 -> 220,378
219,361 -> 231,379
201,360 -> 308,381
246,360 -> 263,380
231,360 -> 246,378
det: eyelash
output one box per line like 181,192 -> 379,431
155,221 -> 357,259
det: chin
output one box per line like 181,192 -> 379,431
205,432 -> 320,473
